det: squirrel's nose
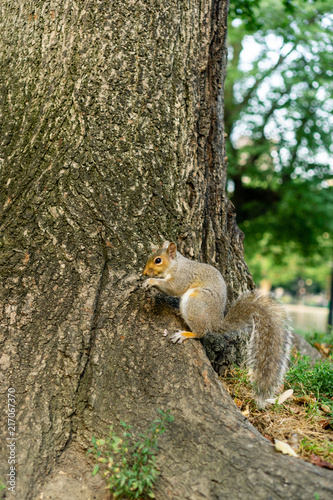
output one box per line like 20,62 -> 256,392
143,267 -> 154,277
142,265 -> 150,276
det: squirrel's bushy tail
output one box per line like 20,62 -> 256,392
220,290 -> 293,408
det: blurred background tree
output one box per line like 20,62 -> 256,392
226,0 -> 333,300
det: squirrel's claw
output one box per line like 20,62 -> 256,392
170,331 -> 186,344
142,278 -> 153,289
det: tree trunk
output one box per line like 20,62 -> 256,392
1,1 -> 332,499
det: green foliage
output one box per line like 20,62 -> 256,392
229,0 -> 295,28
88,410 -> 174,499
243,236 -> 331,289
227,366 -> 251,401
226,0 -> 333,274
301,436 -> 333,458
230,366 -> 250,386
229,0 -> 262,28
285,355 -> 333,418
301,329 -> 333,349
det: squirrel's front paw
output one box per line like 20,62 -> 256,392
170,331 -> 186,344
142,278 -> 154,289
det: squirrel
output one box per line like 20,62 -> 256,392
142,240 -> 292,408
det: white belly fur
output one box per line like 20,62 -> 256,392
180,288 -> 194,317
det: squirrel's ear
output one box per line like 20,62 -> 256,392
162,241 -> 170,249
167,242 -> 177,259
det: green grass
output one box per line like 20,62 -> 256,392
88,410 -> 174,499
285,355 -> 333,420
301,437 -> 333,459
299,329 -> 333,350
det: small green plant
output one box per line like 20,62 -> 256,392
301,437 -> 333,459
88,410 -> 174,499
227,366 -> 251,397
285,355 -> 333,419
0,481 -> 6,500
232,366 -> 250,386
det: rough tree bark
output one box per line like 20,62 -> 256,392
1,1 -> 333,499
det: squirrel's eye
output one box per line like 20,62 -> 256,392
155,257 -> 162,264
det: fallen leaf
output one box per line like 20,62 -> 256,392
234,398 -> 243,408
293,395 -> 316,405
320,404 -> 332,414
310,454 -> 333,470
265,389 -> 293,405
265,397 -> 277,404
241,408 -> 250,418
278,389 -> 294,404
318,419 -> 332,430
313,342 -> 332,357
274,439 -> 298,457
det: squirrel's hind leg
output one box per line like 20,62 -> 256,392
179,287 -> 221,337
169,331 -> 201,344
170,286 -> 222,344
